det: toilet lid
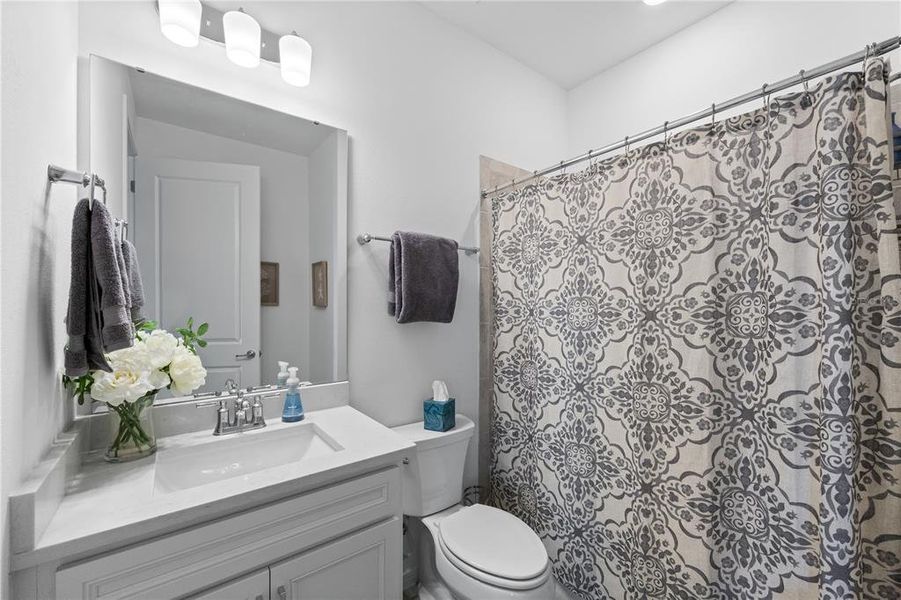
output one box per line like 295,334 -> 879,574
438,504 -> 548,581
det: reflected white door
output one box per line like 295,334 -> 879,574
134,157 -> 261,392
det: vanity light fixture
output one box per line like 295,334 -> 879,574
279,32 -> 313,87
155,2 -> 314,86
643,0 -> 668,4
158,0 -> 202,47
223,8 -> 261,68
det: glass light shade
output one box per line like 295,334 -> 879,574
643,0 -> 668,4
279,34 -> 313,87
158,0 -> 202,47
223,10 -> 261,68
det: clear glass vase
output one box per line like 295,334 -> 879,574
104,393 -> 157,462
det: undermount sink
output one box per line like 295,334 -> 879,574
153,423 -> 343,494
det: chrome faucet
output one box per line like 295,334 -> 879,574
195,385 -> 279,436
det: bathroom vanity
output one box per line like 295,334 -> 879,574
9,389 -> 413,600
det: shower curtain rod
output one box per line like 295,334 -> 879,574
482,35 -> 901,199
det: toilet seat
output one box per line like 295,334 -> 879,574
435,505 -> 550,590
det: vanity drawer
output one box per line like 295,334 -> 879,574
55,466 -> 401,600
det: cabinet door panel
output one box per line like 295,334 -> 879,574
270,519 -> 401,600
187,568 -> 268,600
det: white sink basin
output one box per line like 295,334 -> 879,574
153,423 -> 343,494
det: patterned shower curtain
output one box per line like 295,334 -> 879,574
489,59 -> 901,599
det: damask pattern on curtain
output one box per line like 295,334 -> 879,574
489,59 -> 901,599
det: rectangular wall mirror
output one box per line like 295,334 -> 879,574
88,55 -> 347,396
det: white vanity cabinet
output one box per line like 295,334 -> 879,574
184,519 -> 400,600
188,569 -> 269,600
47,467 -> 402,600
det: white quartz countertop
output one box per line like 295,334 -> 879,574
12,406 -> 414,570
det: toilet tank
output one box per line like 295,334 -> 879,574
391,415 -> 474,516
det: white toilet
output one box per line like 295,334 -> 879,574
392,415 -> 556,600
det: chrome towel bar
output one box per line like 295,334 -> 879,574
356,232 -> 479,255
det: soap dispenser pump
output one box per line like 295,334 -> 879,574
282,367 -> 305,422
277,361 -> 290,386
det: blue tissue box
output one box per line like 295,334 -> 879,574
424,398 -> 455,432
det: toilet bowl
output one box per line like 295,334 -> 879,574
391,416 -> 556,600
421,504 -> 556,600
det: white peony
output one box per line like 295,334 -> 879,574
90,366 -> 154,406
147,368 -> 171,390
143,330 -> 179,369
107,341 -> 149,372
168,345 -> 207,396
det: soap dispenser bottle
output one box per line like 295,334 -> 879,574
282,367 -> 305,422
277,361 -> 290,386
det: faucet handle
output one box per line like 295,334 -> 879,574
195,397 -> 230,435
195,396 -> 227,408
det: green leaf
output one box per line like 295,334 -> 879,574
197,322 -> 209,336
197,340 -> 207,347
187,317 -> 194,328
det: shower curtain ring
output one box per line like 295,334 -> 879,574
800,69 -> 810,98
624,135 -> 630,153
863,42 -> 875,68
761,83 -> 769,110
710,103 -> 716,126
663,121 -> 669,149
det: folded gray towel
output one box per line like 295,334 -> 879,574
90,202 -> 133,352
65,198 -> 111,376
121,238 -> 146,325
388,231 -> 459,324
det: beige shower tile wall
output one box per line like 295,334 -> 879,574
478,156 -> 533,496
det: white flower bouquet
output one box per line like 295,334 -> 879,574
65,318 -> 208,461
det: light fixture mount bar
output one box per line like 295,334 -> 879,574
156,1 -> 282,64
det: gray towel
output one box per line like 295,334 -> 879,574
90,202 -> 133,352
388,231 -> 459,324
121,238 -> 146,325
114,230 -> 132,316
65,198 -> 111,376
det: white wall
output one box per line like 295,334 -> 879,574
134,117 -> 313,381
567,0 -> 901,156
78,0 -> 569,487
309,131 -> 339,383
0,2 -> 80,597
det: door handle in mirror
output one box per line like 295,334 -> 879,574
235,349 -> 257,360
277,585 -> 287,600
